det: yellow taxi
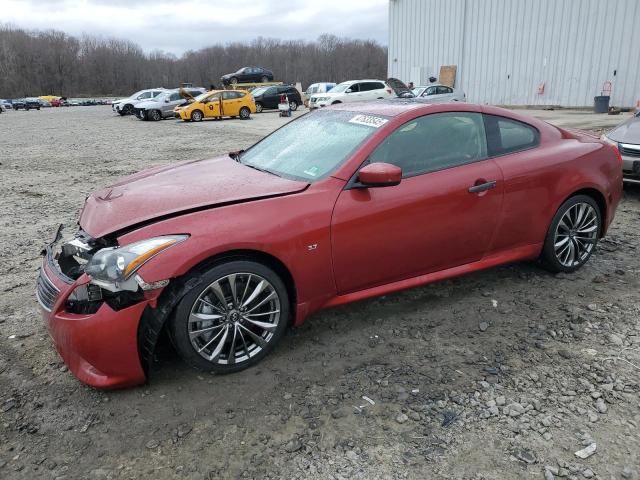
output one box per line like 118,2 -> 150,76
175,89 -> 256,122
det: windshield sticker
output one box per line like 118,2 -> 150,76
348,114 -> 388,128
303,166 -> 320,177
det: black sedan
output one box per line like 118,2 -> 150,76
221,66 -> 274,85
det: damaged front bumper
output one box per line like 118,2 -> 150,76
37,232 -> 165,389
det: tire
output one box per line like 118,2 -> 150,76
149,109 -> 162,121
230,77 -> 238,85
331,101 -> 342,105
239,106 -> 251,119
255,102 -> 263,113
122,104 -> 133,115
540,194 -> 601,273
191,110 -> 203,122
170,260 -> 291,374
118,108 -> 127,116
261,75 -> 269,83
289,101 -> 298,111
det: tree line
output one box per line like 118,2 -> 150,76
0,25 -> 388,98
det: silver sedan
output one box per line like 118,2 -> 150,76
603,110 -> 640,179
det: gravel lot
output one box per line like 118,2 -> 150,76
1,106 -> 639,480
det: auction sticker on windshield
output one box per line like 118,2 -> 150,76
348,114 -> 388,128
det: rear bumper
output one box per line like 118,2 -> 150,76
38,258 -> 151,389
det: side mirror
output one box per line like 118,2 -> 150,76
358,163 -> 402,187
345,88 -> 353,93
164,98 -> 170,103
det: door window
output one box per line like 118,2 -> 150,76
222,91 -> 244,100
360,82 -> 384,92
436,86 -> 453,94
138,92 -> 152,99
484,115 -> 540,156
347,83 -> 360,93
422,87 -> 437,96
369,112 -> 488,177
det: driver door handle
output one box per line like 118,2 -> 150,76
468,180 -> 497,193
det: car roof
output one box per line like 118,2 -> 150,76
327,100 -> 432,117
414,84 -> 449,88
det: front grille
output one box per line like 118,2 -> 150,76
620,144 -> 640,158
36,269 -> 60,312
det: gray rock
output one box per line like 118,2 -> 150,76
479,321 -> 489,332
496,396 -> 506,406
608,333 -> 624,346
284,438 -> 303,453
582,468 -> 594,478
145,440 -> 159,449
621,466 -> 635,479
595,398 -> 607,414
515,449 -> 537,464
395,413 -> 409,424
544,469 -> 555,480
506,402 -> 525,417
574,443 -> 596,459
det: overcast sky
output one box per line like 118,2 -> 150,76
3,0 -> 389,55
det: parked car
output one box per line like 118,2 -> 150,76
135,87 -> 206,121
0,99 -> 11,111
304,82 -> 335,107
38,99 -> 52,108
111,89 -> 166,115
50,98 -> 62,107
602,110 -> 640,179
11,99 -> 26,110
37,101 -> 622,388
309,80 -> 394,108
221,66 -> 274,85
386,78 -> 466,103
24,98 -> 41,110
250,85 -> 302,113
175,89 -> 255,122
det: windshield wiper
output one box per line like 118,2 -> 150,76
243,163 -> 280,177
228,149 -> 245,162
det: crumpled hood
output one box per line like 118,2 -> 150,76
80,155 -> 309,238
607,116 -> 640,144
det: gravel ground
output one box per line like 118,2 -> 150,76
0,106 -> 639,480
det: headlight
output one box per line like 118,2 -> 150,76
85,235 -> 187,291
601,134 -> 616,146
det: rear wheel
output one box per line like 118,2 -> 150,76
239,107 -> 251,119
191,110 -> 203,122
149,109 -> 162,121
541,195 -> 601,273
170,260 -> 290,373
289,101 -> 298,111
255,102 -> 263,113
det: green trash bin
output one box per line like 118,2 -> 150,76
594,96 -> 610,113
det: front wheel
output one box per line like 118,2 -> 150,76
540,195 -> 601,273
170,260 -> 290,373
261,75 -> 269,83
229,77 -> 238,85
191,110 -> 203,122
239,106 -> 251,119
148,109 -> 162,121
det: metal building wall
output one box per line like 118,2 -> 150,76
388,0 -> 640,107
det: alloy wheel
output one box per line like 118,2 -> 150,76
553,202 -> 598,267
150,110 -> 161,121
188,273 -> 281,365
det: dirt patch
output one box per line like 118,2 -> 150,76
0,107 -> 639,479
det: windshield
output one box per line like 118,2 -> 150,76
329,82 -> 352,93
239,110 -> 388,182
194,91 -> 218,102
251,87 -> 268,97
236,68 -> 246,74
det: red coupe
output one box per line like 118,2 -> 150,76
38,102 -> 623,388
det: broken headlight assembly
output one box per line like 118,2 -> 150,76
84,235 -> 188,292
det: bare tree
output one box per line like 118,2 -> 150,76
0,25 -> 387,97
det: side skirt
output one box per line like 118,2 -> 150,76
320,243 -> 542,310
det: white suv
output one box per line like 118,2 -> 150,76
112,88 -> 165,116
309,80 -> 393,108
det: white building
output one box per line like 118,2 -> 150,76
388,0 -> 640,108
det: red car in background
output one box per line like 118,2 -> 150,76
37,102 -> 623,388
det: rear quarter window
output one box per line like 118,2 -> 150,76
484,114 -> 540,156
